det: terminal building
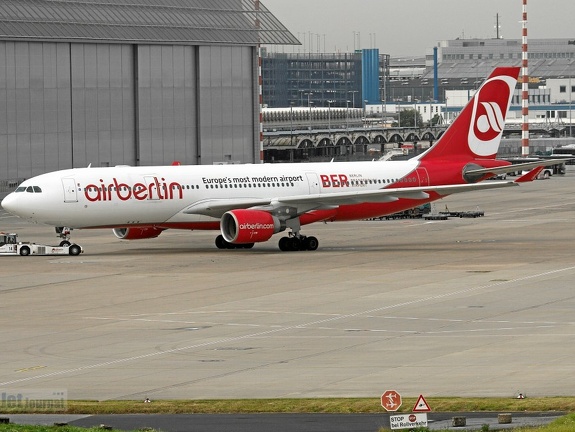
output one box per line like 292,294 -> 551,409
261,50 -> 390,108
260,38 -> 575,162
0,0 -> 297,189
393,38 -> 575,104
263,37 -> 575,112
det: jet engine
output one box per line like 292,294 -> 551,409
220,209 -> 283,244
113,227 -> 164,240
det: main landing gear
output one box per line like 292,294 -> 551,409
278,234 -> 319,251
277,218 -> 319,251
214,233 -> 319,251
55,226 -> 72,247
214,217 -> 319,252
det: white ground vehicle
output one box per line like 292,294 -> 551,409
0,233 -> 83,256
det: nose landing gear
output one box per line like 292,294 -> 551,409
55,226 -> 72,247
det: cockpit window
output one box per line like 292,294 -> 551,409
18,185 -> 42,193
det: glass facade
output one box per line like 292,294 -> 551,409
262,52 -> 390,109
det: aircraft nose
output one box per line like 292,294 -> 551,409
1,193 -> 17,214
1,192 -> 32,219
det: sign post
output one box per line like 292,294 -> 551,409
381,390 -> 402,412
390,413 -> 428,430
412,394 -> 431,412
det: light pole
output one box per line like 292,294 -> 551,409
327,99 -> 333,145
347,90 -> 358,128
306,92 -> 313,131
345,99 -> 350,132
290,102 -> 294,147
348,90 -> 357,108
570,76 -> 573,136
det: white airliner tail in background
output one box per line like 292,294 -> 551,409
0,67 -> 560,251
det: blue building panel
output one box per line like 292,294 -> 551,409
362,48 -> 380,105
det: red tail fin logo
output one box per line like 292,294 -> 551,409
468,74 -> 516,157
417,67 -> 519,162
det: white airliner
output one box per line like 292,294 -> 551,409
0,67 -> 559,251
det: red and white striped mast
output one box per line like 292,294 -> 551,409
521,0 -> 530,157
255,0 -> 264,163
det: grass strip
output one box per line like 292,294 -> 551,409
0,397 -> 573,414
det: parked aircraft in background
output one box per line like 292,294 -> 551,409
0,67 -> 561,251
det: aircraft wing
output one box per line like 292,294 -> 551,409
465,159 -> 567,177
277,181 -> 517,207
183,198 -> 272,217
183,181 -> 517,218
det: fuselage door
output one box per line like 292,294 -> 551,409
144,176 -> 161,200
61,178 -> 78,203
416,167 -> 430,187
306,172 -> 320,195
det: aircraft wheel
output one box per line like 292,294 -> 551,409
304,236 -> 319,251
69,244 -> 82,256
278,237 -> 289,251
215,235 -> 226,249
60,240 -> 71,247
241,243 -> 255,249
288,237 -> 301,251
19,246 -> 30,256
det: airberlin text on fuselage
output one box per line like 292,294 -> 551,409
84,177 -> 183,202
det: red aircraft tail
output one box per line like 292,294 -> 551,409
418,67 -> 520,162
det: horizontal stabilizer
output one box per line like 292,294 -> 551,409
515,166 -> 544,182
465,159 -> 567,178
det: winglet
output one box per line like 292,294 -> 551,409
514,166 -> 544,183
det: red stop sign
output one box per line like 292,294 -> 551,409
381,390 -> 402,411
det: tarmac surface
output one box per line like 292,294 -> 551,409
1,169 -> 575,406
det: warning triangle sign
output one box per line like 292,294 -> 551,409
413,394 -> 431,412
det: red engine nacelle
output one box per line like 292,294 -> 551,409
221,210 -> 282,244
113,227 -> 164,240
